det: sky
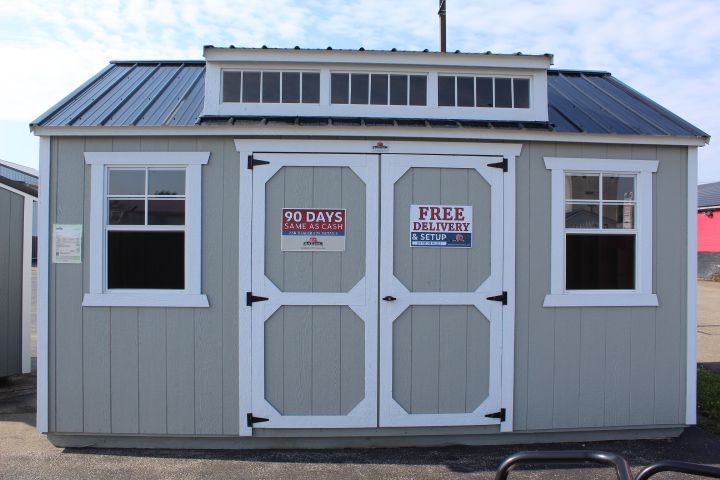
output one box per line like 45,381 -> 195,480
0,0 -> 718,181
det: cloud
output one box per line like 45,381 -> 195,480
0,0 -> 717,178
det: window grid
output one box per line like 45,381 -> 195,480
222,70 -> 320,104
330,72 -> 427,106
564,172 -> 636,233
438,74 -> 530,109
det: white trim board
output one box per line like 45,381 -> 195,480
36,137 -> 50,433
21,197 -> 34,374
686,147 -> 698,425
31,126 -> 708,147
0,181 -> 37,200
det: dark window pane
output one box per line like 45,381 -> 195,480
603,204 -> 635,229
495,78 -> 512,108
108,200 -> 145,225
566,234 -> 635,290
108,169 -> 144,196
148,169 -> 185,195
107,231 -> 184,289
566,175 -> 599,200
242,71 -> 261,103
302,72 -> 320,103
222,72 -> 242,102
148,200 -> 185,225
282,72 -> 300,103
390,75 -> 408,105
370,74 -> 388,105
409,75 -> 427,106
457,76 -> 474,107
438,76 -> 455,106
350,73 -> 369,104
262,72 -> 280,103
565,203 -> 599,228
476,77 -> 493,107
331,73 -> 349,104
513,78 -> 530,108
603,175 -> 635,201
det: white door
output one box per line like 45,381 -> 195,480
379,154 -> 506,427
250,153 -> 379,428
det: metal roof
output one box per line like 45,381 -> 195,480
31,61 -> 709,140
0,159 -> 38,197
699,182 -> 720,209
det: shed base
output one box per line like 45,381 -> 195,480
47,426 -> 684,450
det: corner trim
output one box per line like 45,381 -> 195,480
21,197 -> 34,373
686,147 -> 698,425
36,137 -> 50,433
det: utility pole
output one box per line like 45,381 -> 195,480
439,0 -> 447,52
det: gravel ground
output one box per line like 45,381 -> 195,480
0,279 -> 719,479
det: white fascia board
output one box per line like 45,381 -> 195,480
0,182 -> 37,199
30,126 -> 709,148
204,48 -> 554,69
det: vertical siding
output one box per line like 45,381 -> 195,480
0,187 -> 25,377
515,142 -> 688,431
49,136 -> 240,436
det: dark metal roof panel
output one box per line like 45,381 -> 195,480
699,182 -> 720,208
32,61 -> 709,140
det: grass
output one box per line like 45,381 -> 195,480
698,367 -> 720,434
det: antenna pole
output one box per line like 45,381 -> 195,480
439,0 -> 447,52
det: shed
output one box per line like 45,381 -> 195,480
0,159 -> 37,378
698,181 -> 720,280
30,47 -> 709,449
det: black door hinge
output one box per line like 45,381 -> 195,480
487,158 -> 508,172
247,413 -> 270,427
246,292 -> 269,306
485,408 -> 506,422
486,291 -> 508,305
247,154 -> 270,170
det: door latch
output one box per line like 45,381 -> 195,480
382,296 -> 397,301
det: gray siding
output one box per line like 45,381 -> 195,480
0,187 -> 25,377
513,142 -> 689,431
49,136 -> 240,435
47,137 -> 689,437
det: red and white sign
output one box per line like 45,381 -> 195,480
281,208 -> 346,251
410,204 -> 473,247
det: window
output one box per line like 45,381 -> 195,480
222,70 -> 320,104
331,72 -> 427,106
544,157 -> 659,307
83,152 -> 209,307
437,75 -> 530,109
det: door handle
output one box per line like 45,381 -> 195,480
382,296 -> 397,301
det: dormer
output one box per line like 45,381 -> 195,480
202,47 -> 553,122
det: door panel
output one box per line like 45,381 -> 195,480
251,154 -> 378,428
379,154 -> 504,427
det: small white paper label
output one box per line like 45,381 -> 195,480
52,224 -> 82,264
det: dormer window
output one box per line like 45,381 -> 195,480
330,73 -> 427,106
437,75 -> 530,109
222,70 -> 320,104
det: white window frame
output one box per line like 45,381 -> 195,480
544,157 -> 659,307
83,152 -> 209,308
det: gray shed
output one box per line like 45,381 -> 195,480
30,47 -> 709,449
0,159 -> 37,378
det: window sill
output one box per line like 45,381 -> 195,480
543,293 -> 658,308
82,293 -> 209,308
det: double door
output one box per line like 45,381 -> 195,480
248,152 -> 506,429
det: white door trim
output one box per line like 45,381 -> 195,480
248,152 -> 379,429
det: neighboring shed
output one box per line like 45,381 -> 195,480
31,47 -> 709,449
698,181 -> 720,280
0,159 -> 37,377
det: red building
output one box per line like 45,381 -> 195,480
699,181 -> 720,280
